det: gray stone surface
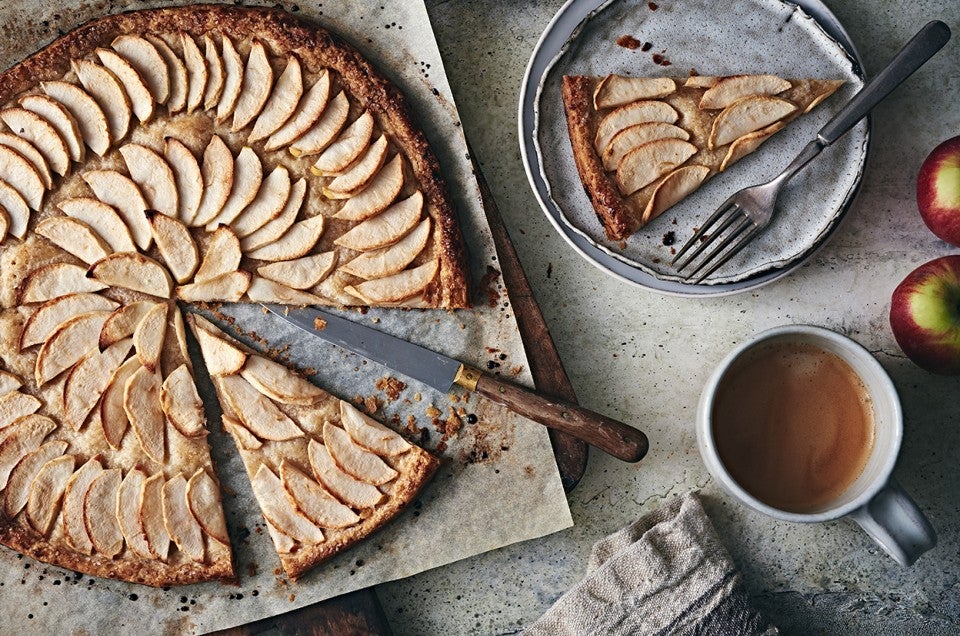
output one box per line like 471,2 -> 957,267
377,1 -> 960,634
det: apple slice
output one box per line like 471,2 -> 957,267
335,190 -> 423,251
4,440 -> 68,518
132,301 -> 167,371
40,81 -> 110,157
0,207 -> 9,243
26,454 -> 74,535
246,215 -> 325,262
341,218 -> 430,280
216,374 -> 304,441
195,225 -> 242,282
250,56 -> 303,142
334,154 -> 405,222
18,262 -> 107,304
62,337 -> 132,430
307,439 -> 385,509
96,48 -> 154,122
140,472 -> 171,560
0,371 -> 21,398
0,131 -> 52,189
186,468 -> 229,546
719,121 -> 785,172
36,217 -> 111,265
265,70 -> 331,151
62,456 -> 104,554
284,87 -> 347,156
176,270 -> 251,302
323,135 -> 389,198
83,468 -> 124,557
206,147 -> 262,230
594,100 -> 679,156
119,143 -> 178,217
0,414 -> 56,489
240,178 -> 306,251
191,135 -> 234,227
222,414 -> 262,450
180,34 -> 207,113
81,169 -> 152,250
258,251 -> 337,290
641,164 -> 712,225
100,356 -> 140,449
708,95 -> 796,149
112,34 -> 170,104
250,464 -> 325,545
164,138 -> 203,223
215,34 -> 243,124
323,422 -> 397,485
0,145 -> 44,210
699,74 -> 792,110
240,354 -> 327,406
685,76 -> 720,89
89,252 -> 173,299
245,276 -> 325,305
72,59 -> 131,143
160,364 -> 205,438
231,165 -> 291,237
148,211 -> 198,283
187,315 -> 247,376
0,181 -> 29,239
231,39 -> 273,132
345,259 -> 438,305
99,301 -> 155,349
593,75 -> 676,109
0,107 -> 69,177
124,366 -> 166,463
616,138 -> 698,195
280,460 -> 360,529
161,473 -> 205,562
0,392 -> 41,429
339,400 -> 411,456
602,122 -> 691,172
35,310 -> 111,386
19,94 -> 85,163
202,34 -> 225,111
311,111 -> 374,176
116,468 -> 152,558
58,197 -> 137,253
149,35 -> 187,112
20,292 -> 117,350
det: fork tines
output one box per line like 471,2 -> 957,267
671,200 -> 760,283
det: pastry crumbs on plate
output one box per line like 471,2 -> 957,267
313,317 -> 327,330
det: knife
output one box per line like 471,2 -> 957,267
261,304 -> 648,462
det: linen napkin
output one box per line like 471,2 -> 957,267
524,492 -> 777,635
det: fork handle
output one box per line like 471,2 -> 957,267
817,20 -> 951,145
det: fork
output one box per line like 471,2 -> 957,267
673,20 -> 951,283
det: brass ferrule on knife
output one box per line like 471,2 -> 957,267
453,363 -> 482,391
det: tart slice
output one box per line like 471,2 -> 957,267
562,73 -> 843,240
187,314 -> 439,580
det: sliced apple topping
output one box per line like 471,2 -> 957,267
616,138 -> 698,195
162,473 -> 205,562
26,454 -> 74,536
336,190 -> 423,250
245,214 -> 325,262
99,300 -> 155,349
345,259 -> 438,305
709,95 -> 796,149
323,421 -> 398,485
684,75 -> 720,89
58,197 -> 137,253
195,225 -> 242,282
83,468 -> 124,557
285,88 -> 348,156
251,464 -> 325,545
191,135 -> 234,227
188,315 -> 247,376
112,34 -> 170,104
215,34 -> 243,124
341,218 -> 430,280
164,137 -> 203,223
334,154 -> 404,222
0,181 -> 29,239
202,34 -> 225,111
222,414 -> 262,451
0,143 -> 47,210
232,39 -> 273,132
35,310 -> 111,386
176,270 -> 251,302
0,414 -> 56,489
719,121 -> 785,172
280,460 -> 360,529
116,467 -> 152,558
307,439 -> 385,509
119,143 -> 179,217
206,146 -> 262,230
593,76 -> 676,109
132,301 -> 167,371
186,468 -> 229,546
240,354 -> 327,406
100,356 -> 140,449
148,211 -> 198,283
160,364 -> 205,438
140,472 -> 171,560
0,131 -> 52,189
0,392 -> 41,429
124,366 -> 166,463
257,251 -> 337,290
180,33 -> 207,113
62,337 -> 132,430
36,217 -> 110,265
41,81 -> 111,157
62,456 -> 103,554
170,308 -> 191,375
699,74 -> 792,110
263,68 -> 328,151
0,371 -> 22,397
312,111 -> 374,176
96,48 -> 154,122
0,207 -> 9,243
217,374 -> 304,441
149,35 -> 187,112
72,59 -> 131,143
82,169 -> 152,250
90,252 -> 173,298
240,177 -> 306,251
18,262 -> 107,304
602,122 -> 691,172
245,277 -> 324,305
4,440 -> 68,519
0,107 -> 70,177
340,400 -> 411,456
20,94 -> 85,163
802,82 -> 843,113
641,164 -> 711,225
231,165 -> 291,237
594,100 -> 679,156
324,135 -> 389,199
249,55 -> 301,141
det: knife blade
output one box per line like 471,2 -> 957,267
262,304 -> 648,463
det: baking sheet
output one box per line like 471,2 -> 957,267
535,0 -> 868,284
0,1 -> 573,633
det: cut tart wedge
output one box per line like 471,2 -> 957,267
561,73 -> 843,239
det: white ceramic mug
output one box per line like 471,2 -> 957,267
696,324 -> 937,566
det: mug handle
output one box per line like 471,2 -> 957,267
849,478 -> 937,566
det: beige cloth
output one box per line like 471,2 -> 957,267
524,492 -> 777,636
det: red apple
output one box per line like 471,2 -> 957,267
917,135 -> 960,246
890,255 -> 960,375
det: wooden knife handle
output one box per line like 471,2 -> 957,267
457,366 -> 648,462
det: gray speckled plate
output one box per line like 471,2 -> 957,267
520,0 -> 869,295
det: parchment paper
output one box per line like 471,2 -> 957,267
0,2 -> 572,633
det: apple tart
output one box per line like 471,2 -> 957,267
562,73 -> 843,240
0,5 -> 460,586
